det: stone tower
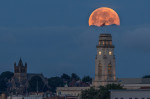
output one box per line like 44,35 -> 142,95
93,34 -> 116,87
14,58 -> 27,82
11,58 -> 28,94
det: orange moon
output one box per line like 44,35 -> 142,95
89,7 -> 120,27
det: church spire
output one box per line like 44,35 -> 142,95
18,58 -> 23,66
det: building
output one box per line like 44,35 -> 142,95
93,34 -> 117,87
57,87 -> 90,98
110,89 -> 150,99
9,58 -> 49,95
0,93 -> 7,99
10,58 -> 28,94
57,34 -> 117,97
8,95 -> 43,99
56,33 -> 150,98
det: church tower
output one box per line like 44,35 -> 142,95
11,58 -> 28,94
14,58 -> 27,82
93,34 -> 116,87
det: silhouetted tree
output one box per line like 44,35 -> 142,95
0,71 -> 14,93
143,75 -> 150,78
61,73 -> 71,84
48,77 -> 64,92
81,84 -> 123,99
82,76 -> 92,84
28,76 -> 48,92
71,73 -> 80,81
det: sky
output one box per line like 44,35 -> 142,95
0,0 -> 150,78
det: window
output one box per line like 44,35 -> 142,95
108,64 -> 112,76
98,63 -> 102,76
99,51 -> 102,55
103,41 -> 105,45
109,51 -> 112,55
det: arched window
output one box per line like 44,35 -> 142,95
98,62 -> 102,76
108,63 -> 112,76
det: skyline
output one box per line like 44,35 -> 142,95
0,0 -> 150,78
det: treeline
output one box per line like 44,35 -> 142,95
81,84 -> 123,99
0,71 -> 14,93
0,71 -> 92,93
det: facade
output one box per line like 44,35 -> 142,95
93,34 -> 116,87
110,90 -> 150,99
8,95 -> 43,99
56,87 -> 90,98
0,93 -> 7,99
118,78 -> 150,89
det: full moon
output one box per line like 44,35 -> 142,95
89,7 -> 120,27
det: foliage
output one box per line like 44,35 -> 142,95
61,73 -> 71,84
81,87 -> 100,99
0,71 -> 14,93
28,76 -> 48,92
48,77 -> 64,92
142,75 -> 150,78
80,84 -> 123,99
71,73 -> 80,81
0,71 -> 14,80
82,76 -> 92,83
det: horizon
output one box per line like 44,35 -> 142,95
0,0 -> 150,78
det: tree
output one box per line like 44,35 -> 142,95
81,87 -> 99,99
80,84 -> 123,99
28,76 -> 48,92
99,84 -> 123,99
71,73 -> 80,81
143,75 -> 150,78
0,71 -> 14,80
48,77 -> 64,92
61,73 -> 71,84
0,71 -> 14,93
82,76 -> 92,84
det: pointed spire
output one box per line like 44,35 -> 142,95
18,58 -> 23,66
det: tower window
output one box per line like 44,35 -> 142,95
98,63 -> 102,76
108,64 -> 112,76
99,51 -> 102,55
103,41 -> 105,45
109,51 -> 112,55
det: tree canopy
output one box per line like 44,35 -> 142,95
28,76 -> 48,92
48,77 -> 64,92
143,75 -> 150,78
82,76 -> 92,83
0,71 -> 14,93
81,84 -> 123,99
71,73 -> 80,81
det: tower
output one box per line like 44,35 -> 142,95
14,58 -> 27,82
93,34 -> 116,87
11,58 -> 28,94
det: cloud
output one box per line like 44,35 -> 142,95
121,26 -> 150,52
